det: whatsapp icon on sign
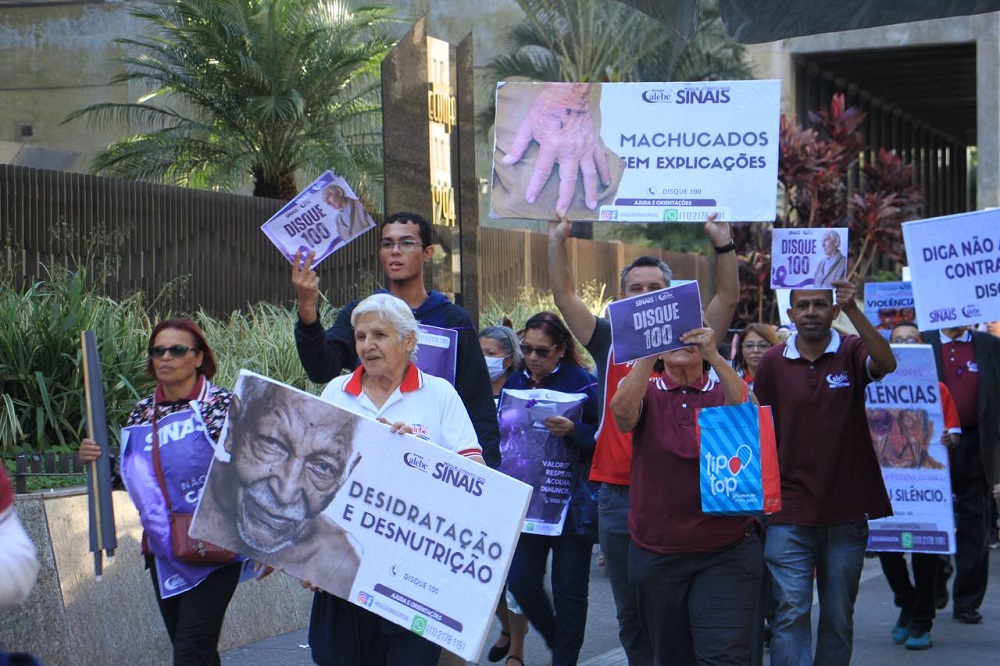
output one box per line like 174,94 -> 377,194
410,615 -> 428,635
662,209 -> 679,221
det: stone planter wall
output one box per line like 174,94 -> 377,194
0,489 -> 311,665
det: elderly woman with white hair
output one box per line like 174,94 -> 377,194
310,292 -> 485,666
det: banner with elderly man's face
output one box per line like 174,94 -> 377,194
770,227 -> 850,289
864,345 -> 955,554
190,371 -> 531,660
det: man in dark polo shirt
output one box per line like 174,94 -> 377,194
547,215 -> 739,665
925,325 -> 1000,624
753,282 -> 896,666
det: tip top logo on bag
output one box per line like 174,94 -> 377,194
704,445 -> 753,496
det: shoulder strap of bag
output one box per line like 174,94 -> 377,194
149,401 -> 175,514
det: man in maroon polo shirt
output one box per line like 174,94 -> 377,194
610,325 -> 761,665
547,215 -> 738,665
924,325 -> 1000,624
753,282 -> 896,666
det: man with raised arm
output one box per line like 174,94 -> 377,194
547,215 -> 739,665
753,283 -> 897,666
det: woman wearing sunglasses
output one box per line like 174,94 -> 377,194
79,318 -> 247,665
500,312 -> 599,666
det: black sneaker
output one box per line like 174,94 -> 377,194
953,608 -> 983,624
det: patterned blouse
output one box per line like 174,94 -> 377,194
125,378 -> 233,443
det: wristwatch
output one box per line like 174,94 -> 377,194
714,241 -> 736,254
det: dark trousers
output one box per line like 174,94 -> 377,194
951,473 -> 992,612
629,530 -> 762,666
877,552 -> 938,630
507,526 -> 593,666
308,592 -> 442,666
149,558 -> 242,666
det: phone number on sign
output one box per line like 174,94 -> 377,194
423,625 -> 465,652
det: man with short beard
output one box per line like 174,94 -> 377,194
195,376 -> 361,599
753,282 -> 896,666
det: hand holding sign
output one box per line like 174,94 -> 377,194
831,278 -> 859,313
291,250 -> 321,325
679,326 -> 721,362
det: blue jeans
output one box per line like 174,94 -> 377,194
507,524 -> 593,665
764,522 -> 868,666
599,483 -> 653,666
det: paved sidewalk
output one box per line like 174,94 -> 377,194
224,549 -> 1000,665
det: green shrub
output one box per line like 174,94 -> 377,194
0,265 -> 153,456
479,280 -> 612,371
196,301 -> 336,396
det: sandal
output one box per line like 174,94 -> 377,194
505,657 -> 524,666
487,631 -> 511,662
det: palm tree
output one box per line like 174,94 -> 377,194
479,0 -> 753,248
65,0 -> 395,205
477,0 -> 753,143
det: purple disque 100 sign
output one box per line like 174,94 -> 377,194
607,281 -> 703,363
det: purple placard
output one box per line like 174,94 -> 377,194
260,170 -> 375,268
607,282 -> 703,363
414,324 -> 458,384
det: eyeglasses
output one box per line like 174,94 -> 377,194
890,336 -> 920,344
379,240 -> 424,253
520,344 -> 554,358
148,345 -> 199,359
741,343 -> 772,351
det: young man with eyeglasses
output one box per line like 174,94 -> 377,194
547,215 -> 739,666
292,212 -> 502,666
922,323 -> 1000,625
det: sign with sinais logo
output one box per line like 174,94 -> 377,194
191,372 -> 531,661
903,209 -> 1000,329
490,80 -> 780,222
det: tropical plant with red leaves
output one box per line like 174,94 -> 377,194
734,94 -> 922,324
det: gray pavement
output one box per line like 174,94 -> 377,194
223,549 -> 1000,665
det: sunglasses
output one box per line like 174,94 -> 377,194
148,344 -> 199,359
520,344 -> 555,359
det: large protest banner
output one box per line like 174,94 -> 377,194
770,227 -> 850,289
498,388 -> 588,536
865,345 -> 955,554
607,282 -> 703,363
261,170 -> 376,267
902,209 -> 1000,329
491,80 -> 780,222
190,372 -> 531,660
863,282 -> 915,340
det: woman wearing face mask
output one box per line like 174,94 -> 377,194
479,325 -> 530,664
480,326 -> 524,403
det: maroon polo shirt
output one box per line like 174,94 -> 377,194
939,331 -> 979,429
629,373 -> 752,553
753,332 -> 892,526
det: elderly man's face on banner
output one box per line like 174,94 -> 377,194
226,385 -> 359,554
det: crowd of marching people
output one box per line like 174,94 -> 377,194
4,208 -> 1000,666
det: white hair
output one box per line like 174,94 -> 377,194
350,293 -> 419,360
